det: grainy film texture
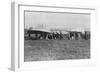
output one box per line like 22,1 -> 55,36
24,11 -> 90,62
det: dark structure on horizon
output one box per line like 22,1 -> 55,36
24,28 -> 90,40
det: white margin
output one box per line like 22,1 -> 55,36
11,1 -> 97,71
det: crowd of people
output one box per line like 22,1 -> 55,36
24,29 -> 90,40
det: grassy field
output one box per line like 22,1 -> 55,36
24,39 -> 90,62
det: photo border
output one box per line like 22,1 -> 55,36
11,2 -> 97,71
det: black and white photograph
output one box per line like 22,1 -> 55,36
24,10 -> 90,62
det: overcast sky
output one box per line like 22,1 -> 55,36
25,11 -> 90,31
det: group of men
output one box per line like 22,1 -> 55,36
24,29 -> 90,40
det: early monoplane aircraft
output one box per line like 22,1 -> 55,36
26,29 -> 51,40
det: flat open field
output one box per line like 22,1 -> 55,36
24,39 -> 90,62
